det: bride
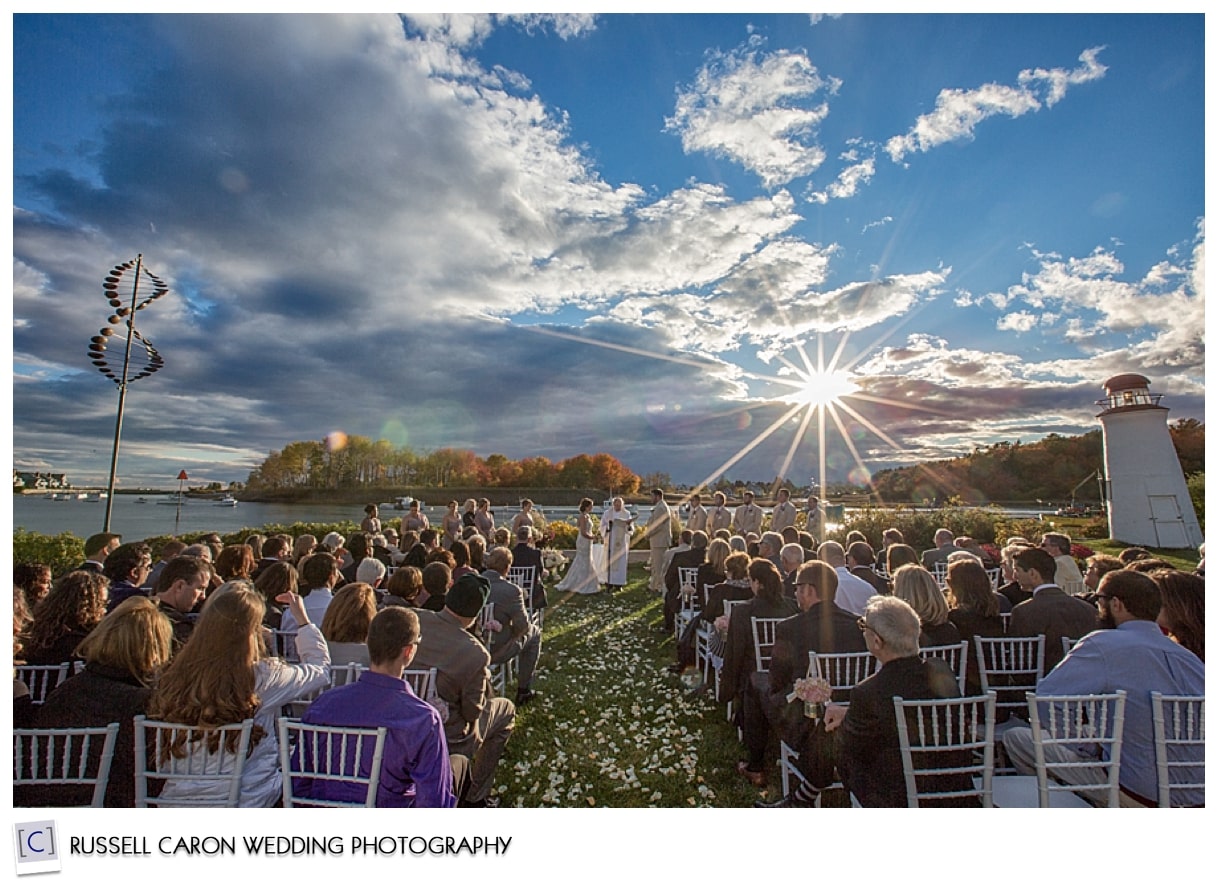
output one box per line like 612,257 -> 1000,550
555,498 -> 603,594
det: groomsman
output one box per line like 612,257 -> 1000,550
685,494 -> 709,534
709,492 -> 733,535
769,488 -> 797,534
644,488 -> 674,593
732,491 -> 764,537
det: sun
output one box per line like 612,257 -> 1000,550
781,367 -> 859,409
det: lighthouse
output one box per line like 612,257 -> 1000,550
1096,374 -> 1202,549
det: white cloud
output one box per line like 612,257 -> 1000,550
885,47 -> 1106,162
997,311 -> 1039,332
666,38 -> 840,188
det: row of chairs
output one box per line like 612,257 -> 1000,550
14,716 -> 390,808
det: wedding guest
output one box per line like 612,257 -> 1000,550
885,543 -> 919,574
244,533 -> 265,563
1151,570 -> 1204,661
214,544 -> 255,583
824,595 -> 970,807
103,542 -> 153,611
450,540 -> 475,580
419,561 -> 452,612
382,566 -> 423,609
1082,554 -> 1123,594
34,597 -> 172,806
720,559 -> 798,712
152,556 -> 212,649
695,538 -> 731,598
282,553 -> 339,633
356,557 -> 387,589
291,534 -> 318,569
340,533 -> 373,584
945,557 -> 1006,693
253,562 -> 298,629
892,564 -> 961,647
14,562 -> 52,609
321,582 -> 378,668
146,540 -> 186,594
23,570 -> 109,665
467,535 -> 487,572
147,585 -> 329,806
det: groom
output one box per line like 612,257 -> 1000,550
644,488 -> 674,594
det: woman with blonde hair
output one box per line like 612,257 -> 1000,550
696,537 -> 731,596
321,582 -> 377,667
291,534 -> 318,568
34,597 -> 173,806
892,564 -> 960,647
22,570 -> 109,665
146,584 -> 329,806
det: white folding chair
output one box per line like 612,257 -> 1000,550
507,566 -> 541,626
999,612 -> 1012,633
919,641 -> 970,696
985,567 -> 1003,589
14,723 -> 121,807
932,561 -> 949,588
15,662 -> 72,705
991,691 -> 1127,808
973,635 -> 1045,722
700,599 -> 746,707
133,715 -> 254,807
1060,635 -> 1080,659
403,667 -> 438,702
779,650 -> 878,799
1151,692 -> 1205,807
329,662 -> 366,687
674,567 -> 700,639
278,718 -> 387,808
894,692 -> 996,807
750,617 -> 785,674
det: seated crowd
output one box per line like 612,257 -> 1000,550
13,502 -> 1206,809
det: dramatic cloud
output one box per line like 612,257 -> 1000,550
666,37 -> 840,188
886,47 -> 1107,162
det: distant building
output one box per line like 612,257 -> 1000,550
13,471 -> 68,490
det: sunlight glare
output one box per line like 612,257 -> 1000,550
782,368 -> 859,408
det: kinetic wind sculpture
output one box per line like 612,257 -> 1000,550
88,255 -> 170,530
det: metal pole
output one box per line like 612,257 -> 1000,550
102,253 -> 144,531
174,474 -> 185,537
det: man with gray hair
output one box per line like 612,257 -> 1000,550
356,556 -> 387,589
778,542 -> 805,596
818,540 -> 876,616
1039,531 -> 1085,596
824,595 -> 968,807
920,528 -> 956,570
758,531 -> 785,569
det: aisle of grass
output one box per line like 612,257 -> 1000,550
491,564 -> 769,808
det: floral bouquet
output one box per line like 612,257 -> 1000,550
789,676 -> 833,720
541,547 -> 568,575
714,614 -> 731,635
482,619 -> 502,633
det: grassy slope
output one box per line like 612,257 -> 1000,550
493,564 -> 770,808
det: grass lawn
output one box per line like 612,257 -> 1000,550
491,564 -> 779,808
1081,540 -> 1200,572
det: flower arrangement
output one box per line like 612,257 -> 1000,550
713,615 -> 730,635
541,547 -> 568,575
790,676 -> 833,705
483,619 -> 503,633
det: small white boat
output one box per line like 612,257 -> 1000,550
214,495 -> 239,507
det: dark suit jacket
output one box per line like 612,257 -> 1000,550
768,603 -> 867,700
721,595 -> 798,703
700,581 -> 753,623
998,581 -> 1030,609
511,543 -> 547,609
838,655 -> 967,807
1008,585 -> 1098,673
665,547 -> 706,595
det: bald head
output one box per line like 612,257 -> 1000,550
818,540 -> 846,567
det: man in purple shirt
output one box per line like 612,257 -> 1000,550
299,607 -> 468,807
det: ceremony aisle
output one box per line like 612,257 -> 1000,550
492,564 -> 772,808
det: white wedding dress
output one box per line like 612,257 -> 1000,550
556,514 -> 604,594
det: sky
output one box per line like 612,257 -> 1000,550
8,12 -> 1207,493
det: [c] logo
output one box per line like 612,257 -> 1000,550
12,820 -> 61,876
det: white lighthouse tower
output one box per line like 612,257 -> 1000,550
1096,374 -> 1202,549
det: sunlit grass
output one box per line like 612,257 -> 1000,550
493,565 -> 769,808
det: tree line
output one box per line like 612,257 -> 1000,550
245,437 -> 642,494
869,420 -> 1204,503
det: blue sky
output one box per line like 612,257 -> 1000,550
9,12 -> 1206,492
